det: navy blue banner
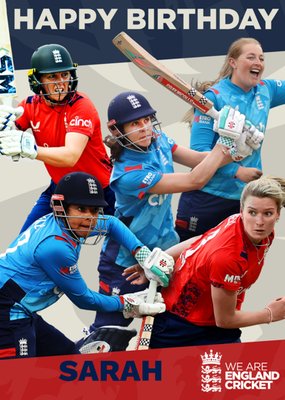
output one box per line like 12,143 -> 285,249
6,0 -> 285,69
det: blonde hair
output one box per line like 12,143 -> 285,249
240,176 -> 285,212
183,37 -> 263,125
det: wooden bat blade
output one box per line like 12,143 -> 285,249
136,280 -> 158,351
0,0 -> 17,100
0,0 -> 20,162
112,32 -> 218,119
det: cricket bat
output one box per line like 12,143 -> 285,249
112,32 -> 219,120
136,280 -> 158,351
0,0 -> 22,161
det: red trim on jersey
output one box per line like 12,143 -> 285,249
55,236 -> 68,242
175,219 -> 189,229
124,165 -> 143,172
171,144 -> 178,153
54,234 -> 77,248
99,280 -> 110,294
138,183 -> 148,189
209,88 -> 220,94
138,192 -> 145,199
0,347 -> 16,358
260,80 -> 265,86
60,266 -> 71,275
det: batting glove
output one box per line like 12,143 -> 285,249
244,120 -> 264,150
134,246 -> 174,287
0,105 -> 23,131
214,105 -> 245,148
121,289 -> 165,319
229,130 -> 253,161
0,130 -> 37,159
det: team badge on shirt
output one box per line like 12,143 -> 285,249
60,265 -> 78,275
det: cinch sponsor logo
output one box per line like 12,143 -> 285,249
70,116 -> 92,128
148,193 -> 168,206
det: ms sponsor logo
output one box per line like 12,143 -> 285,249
200,349 -> 280,393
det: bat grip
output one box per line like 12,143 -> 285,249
206,107 -> 219,120
146,280 -> 158,303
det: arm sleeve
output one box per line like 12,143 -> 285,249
190,91 -> 240,178
14,98 -> 32,131
116,166 -> 163,199
34,237 -> 123,312
263,79 -> 285,108
103,215 -> 144,253
208,251 -> 242,292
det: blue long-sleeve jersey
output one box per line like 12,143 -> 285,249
0,214 -> 144,321
191,78 -> 285,199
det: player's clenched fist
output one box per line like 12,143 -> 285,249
0,130 -> 38,159
0,105 -> 23,131
214,105 -> 246,148
121,289 -> 165,319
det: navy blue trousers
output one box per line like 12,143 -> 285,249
150,312 -> 241,348
175,190 -> 241,242
0,314 -> 77,359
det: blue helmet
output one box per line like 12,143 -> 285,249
107,92 -> 156,126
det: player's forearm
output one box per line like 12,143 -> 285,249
107,216 -> 144,253
215,308 -> 271,329
36,146 -> 82,167
186,144 -> 231,188
67,289 -> 123,312
172,146 -> 208,168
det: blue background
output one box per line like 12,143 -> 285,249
7,0 -> 285,69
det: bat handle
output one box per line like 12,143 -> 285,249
146,280 -> 158,303
206,106 -> 219,120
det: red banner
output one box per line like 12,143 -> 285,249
1,340 -> 284,400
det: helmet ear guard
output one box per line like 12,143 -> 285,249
28,68 -> 42,95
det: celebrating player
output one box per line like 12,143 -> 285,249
86,90 -> 251,335
0,43 -> 115,231
175,37 -> 285,241
126,176 -> 285,347
0,172 -> 167,359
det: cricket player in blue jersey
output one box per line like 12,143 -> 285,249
0,172 -> 169,358
176,37 -> 285,241
89,90 -> 251,333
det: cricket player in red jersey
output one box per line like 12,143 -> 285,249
0,44 -> 114,231
124,176 -> 285,347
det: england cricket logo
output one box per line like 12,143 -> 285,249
201,349 -> 222,392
